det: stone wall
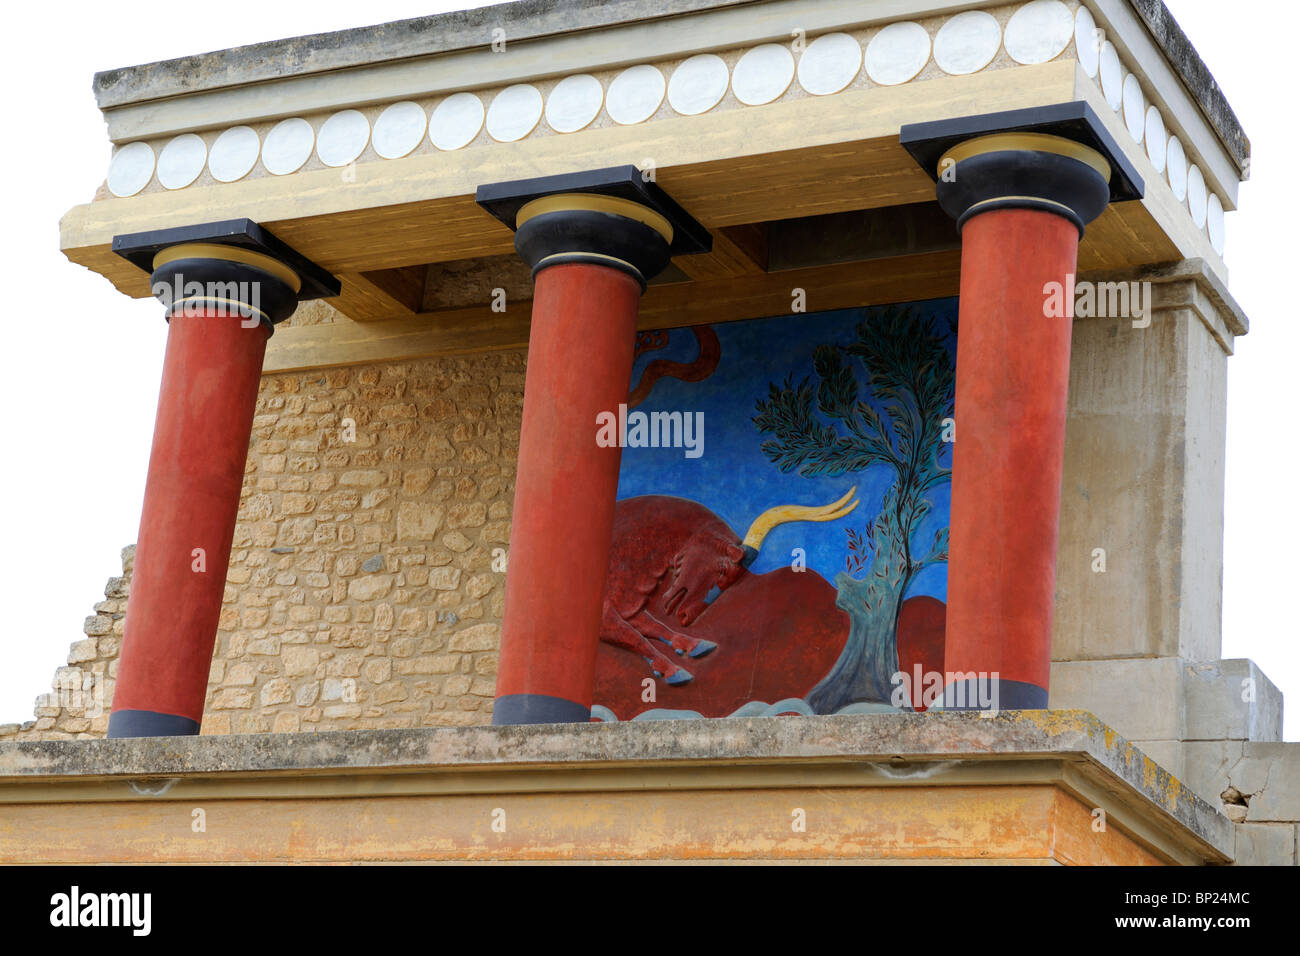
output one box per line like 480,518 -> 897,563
4,347 -> 524,739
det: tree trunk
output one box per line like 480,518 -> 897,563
806,552 -> 905,714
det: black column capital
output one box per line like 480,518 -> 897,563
476,165 -> 711,289
901,101 -> 1145,238
113,219 -> 340,330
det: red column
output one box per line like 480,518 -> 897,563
109,311 -> 270,736
475,169 -> 711,724
943,208 -> 1079,710
896,118 -> 1121,712
494,263 -> 642,723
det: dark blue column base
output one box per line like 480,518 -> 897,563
492,693 -> 590,725
943,677 -> 1047,711
106,709 -> 201,738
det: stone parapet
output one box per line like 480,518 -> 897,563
0,711 -> 1232,864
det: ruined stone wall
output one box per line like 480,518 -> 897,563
5,346 -> 524,740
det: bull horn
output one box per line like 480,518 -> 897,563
741,486 -> 859,551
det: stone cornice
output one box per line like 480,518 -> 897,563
1079,257 -> 1248,355
1125,0 -> 1248,174
90,0 -> 1248,177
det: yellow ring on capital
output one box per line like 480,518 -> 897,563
516,193 -> 675,245
938,133 -> 1111,184
152,242 -> 303,294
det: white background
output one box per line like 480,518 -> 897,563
0,0 -> 1293,738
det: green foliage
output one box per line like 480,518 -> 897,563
753,305 -> 954,578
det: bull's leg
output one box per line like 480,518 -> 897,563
601,603 -> 694,685
630,608 -> 718,659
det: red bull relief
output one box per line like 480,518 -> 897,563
593,301 -> 957,721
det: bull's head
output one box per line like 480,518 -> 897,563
661,486 -> 859,626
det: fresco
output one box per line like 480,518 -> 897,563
593,299 -> 957,721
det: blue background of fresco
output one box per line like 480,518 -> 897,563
616,298 -> 958,603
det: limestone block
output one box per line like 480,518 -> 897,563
1049,657 -> 1183,741
363,659 -> 392,684
247,634 -> 283,656
67,639 -> 98,664
397,501 -> 444,540
347,575 -> 393,601
224,662 -> 257,686
448,624 -> 500,653
211,688 -> 254,709
322,677 -> 353,702
1233,823 -> 1296,866
283,646 -> 320,677
260,679 -> 293,706
429,567 -> 462,591
1184,659 -> 1282,742
443,675 -> 471,697
1182,739 -> 1244,805
82,615 -> 113,637
1238,743 -> 1300,823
